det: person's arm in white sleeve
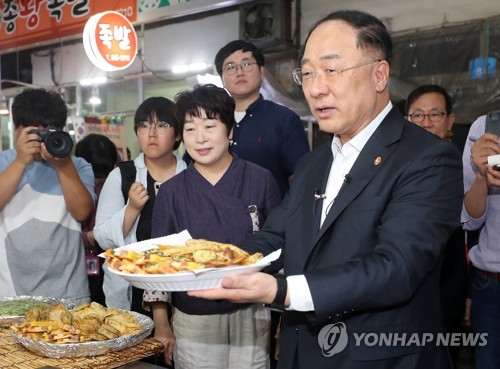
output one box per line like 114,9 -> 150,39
94,167 -> 139,249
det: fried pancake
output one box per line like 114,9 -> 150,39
108,238 -> 262,274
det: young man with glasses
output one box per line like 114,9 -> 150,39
214,40 -> 310,198
406,84 -> 467,369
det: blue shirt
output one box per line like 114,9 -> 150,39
230,96 -> 310,197
0,149 -> 95,300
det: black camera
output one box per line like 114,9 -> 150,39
28,126 -> 73,157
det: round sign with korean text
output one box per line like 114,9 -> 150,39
83,11 -> 137,72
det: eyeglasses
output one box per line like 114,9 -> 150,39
292,59 -> 381,85
136,121 -> 171,135
407,112 -> 447,123
222,62 -> 258,75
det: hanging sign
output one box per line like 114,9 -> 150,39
82,10 -> 138,72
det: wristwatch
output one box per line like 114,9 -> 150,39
267,274 -> 288,311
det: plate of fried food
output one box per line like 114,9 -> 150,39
9,302 -> 153,358
101,231 -> 281,291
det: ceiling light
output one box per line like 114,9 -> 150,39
80,76 -> 107,86
89,86 -> 101,105
189,62 -> 208,72
172,63 -> 209,74
172,65 -> 189,74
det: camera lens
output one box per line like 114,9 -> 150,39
45,131 -> 73,157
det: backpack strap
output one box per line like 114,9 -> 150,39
117,160 -> 137,203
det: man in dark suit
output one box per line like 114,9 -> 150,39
190,10 -> 463,369
405,84 -> 468,369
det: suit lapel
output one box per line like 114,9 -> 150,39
312,108 -> 404,248
302,147 -> 333,241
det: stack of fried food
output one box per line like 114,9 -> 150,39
10,302 -> 142,344
105,238 -> 263,274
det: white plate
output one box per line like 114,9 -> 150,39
101,231 -> 281,291
107,262 -> 275,291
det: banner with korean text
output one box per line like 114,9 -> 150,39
0,0 -> 137,52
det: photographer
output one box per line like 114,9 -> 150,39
461,112 -> 500,369
0,88 -> 95,308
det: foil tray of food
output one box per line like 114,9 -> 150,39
0,296 -> 62,328
100,231 -> 281,291
10,309 -> 154,358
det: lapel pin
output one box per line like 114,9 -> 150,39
374,156 -> 382,165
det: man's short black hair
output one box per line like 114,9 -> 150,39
214,40 -> 265,76
305,10 -> 392,65
406,84 -> 454,115
12,88 -> 67,129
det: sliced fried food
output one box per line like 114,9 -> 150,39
48,304 -> 73,325
97,323 -> 121,339
12,303 -> 143,344
240,252 -> 263,265
107,238 -> 263,274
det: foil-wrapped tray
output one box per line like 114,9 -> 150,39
9,311 -> 154,358
0,296 -> 62,328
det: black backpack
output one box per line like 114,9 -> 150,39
117,160 -> 136,203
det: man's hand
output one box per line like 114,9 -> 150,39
485,162 -> 500,187
40,143 -> 73,168
14,126 -> 42,166
188,272 -> 279,305
471,133 -> 500,178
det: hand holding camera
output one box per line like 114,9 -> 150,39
27,126 -> 73,158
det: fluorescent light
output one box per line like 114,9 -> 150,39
172,65 -> 189,74
172,62 -> 208,74
189,62 -> 208,72
80,76 -> 107,86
